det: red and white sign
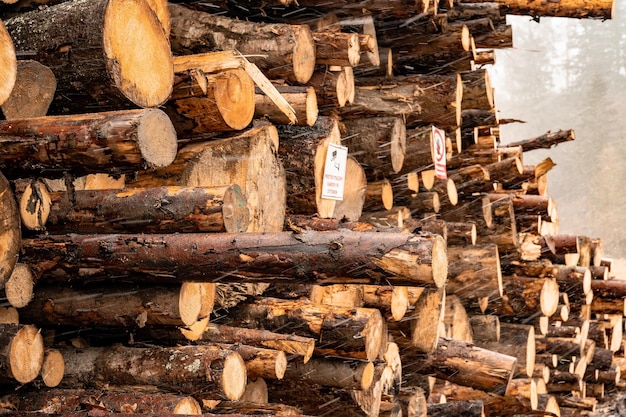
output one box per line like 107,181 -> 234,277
431,126 -> 447,179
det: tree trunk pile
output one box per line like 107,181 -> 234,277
0,0 -> 620,416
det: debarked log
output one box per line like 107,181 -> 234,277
20,182 -> 250,234
0,109 -> 177,178
58,344 -> 247,400
4,0 -> 173,112
21,230 -> 448,287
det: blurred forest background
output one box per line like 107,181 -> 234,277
488,0 -> 626,273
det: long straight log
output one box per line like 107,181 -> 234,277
469,0 -> 616,19
4,0 -> 173,112
168,3 -> 315,84
225,297 -> 385,362
402,337 -> 517,394
0,109 -> 178,178
58,344 -> 247,400
0,324 -> 44,384
20,183 -> 250,234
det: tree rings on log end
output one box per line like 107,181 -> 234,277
333,156 -> 366,221
222,352 -> 248,400
4,263 -> 34,308
41,348 -> 64,387
103,0 -> 173,108
540,278 -> 560,317
136,109 -> 178,168
19,180 -> 51,231
292,25 -> 316,84
212,69 -> 255,130
179,282 -> 215,326
222,184 -> 251,234
10,325 -> 45,383
0,307 -> 18,324
432,234 -> 449,289
0,172 -> 20,288
0,21 -> 16,106
172,397 -> 202,415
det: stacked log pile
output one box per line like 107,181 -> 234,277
0,0 -> 621,416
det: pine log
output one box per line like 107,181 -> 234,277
445,165 -> 491,205
168,4 -> 315,84
447,146 -> 522,171
313,31 -> 361,66
40,348 -> 64,388
310,284 -> 365,308
255,86 -> 318,126
341,74 -> 462,129
475,24 -> 514,48
0,324 -> 44,384
165,69 -> 255,135
505,378 -> 539,409
470,315 -> 501,342
332,156 -> 368,222
4,0 -> 173,112
224,297 -> 385,361
58,344 -> 246,399
0,109 -> 178,178
1,60 -> 55,119
475,323 -> 536,378
505,129 -> 575,152
0,20 -> 16,106
445,244 -> 503,308
446,2 -> 506,23
212,343 -> 287,380
307,69 -> 351,108
363,179 -> 394,212
360,206 -> 411,228
427,400 -> 485,417
0,171 -> 20,289
21,183 -> 250,234
3,264 -> 33,309
283,356 -> 374,390
1,389 -> 202,414
18,282 -> 215,328
0,307 -> 18,324
479,0 -> 615,19
130,124 -> 285,233
341,117 -> 407,177
362,285 -> 419,321
402,337 -> 517,393
590,279 -> 626,299
459,69 -> 494,111
480,194 -> 519,252
395,127 -> 437,177
485,276 -> 560,318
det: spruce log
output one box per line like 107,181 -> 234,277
485,276 -> 560,318
255,86 -> 318,126
59,344 -> 246,399
443,294 -> 473,342
0,109 -> 178,178
332,156 -> 367,222
505,129 -> 575,152
165,68 -> 255,135
395,127 -> 435,176
0,324 -> 44,384
40,348 -> 64,388
459,69 -> 494,111
307,69 -> 351,108
214,343 -> 287,380
4,264 -> 33,308
1,60 -> 55,119
477,0 -> 615,19
363,179 -> 394,212
402,337 -> 517,393
470,315 -> 500,342
21,182 -> 250,234
427,400 -> 485,417
341,117 -> 407,177
0,171 -> 20,290
168,3 -> 315,84
130,124 -> 285,233
475,323 -> 536,378
362,285 -> 419,321
18,282 -> 215,328
283,356 -> 374,390
0,20 -> 16,106
4,0 -> 173,112
475,24 -> 513,48
0,307 -> 18,324
313,31 -> 361,66
341,74 -> 462,129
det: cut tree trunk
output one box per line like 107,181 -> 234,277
1,60 -> 55,119
0,109 -> 178,178
21,183 -> 250,234
0,20 -> 16,106
471,0 -> 616,19
313,31 -> 361,66
402,337 -> 517,394
168,3 -> 315,84
165,68 -> 255,136
58,344 -> 247,400
307,68 -> 351,108
225,297 -> 385,362
341,117 -> 407,177
130,123 -> 285,233
459,69 -> 494,111
0,171 -> 20,289
486,276 -> 560,318
18,282 -> 216,328
332,156 -> 368,222
427,400 -> 485,417
4,0 -> 173,112
3,263 -> 34,309
283,356 -> 374,390
0,324 -> 45,384
40,348 -> 64,388
505,129 -> 575,152
21,230 -> 448,287
255,86 -> 318,126
341,74 -> 462,129
475,323 -> 536,378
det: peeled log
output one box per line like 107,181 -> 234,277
130,124 -> 285,233
0,109 -> 178,178
21,183 -> 250,234
58,344 -> 246,400
0,324 -> 45,384
0,172 -> 20,289
1,60 -> 55,119
226,297 -> 385,362
168,3 -> 315,84
165,68 -> 255,136
21,230 -> 448,288
4,0 -> 173,112
402,337 -> 517,394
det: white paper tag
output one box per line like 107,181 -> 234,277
321,143 -> 348,201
